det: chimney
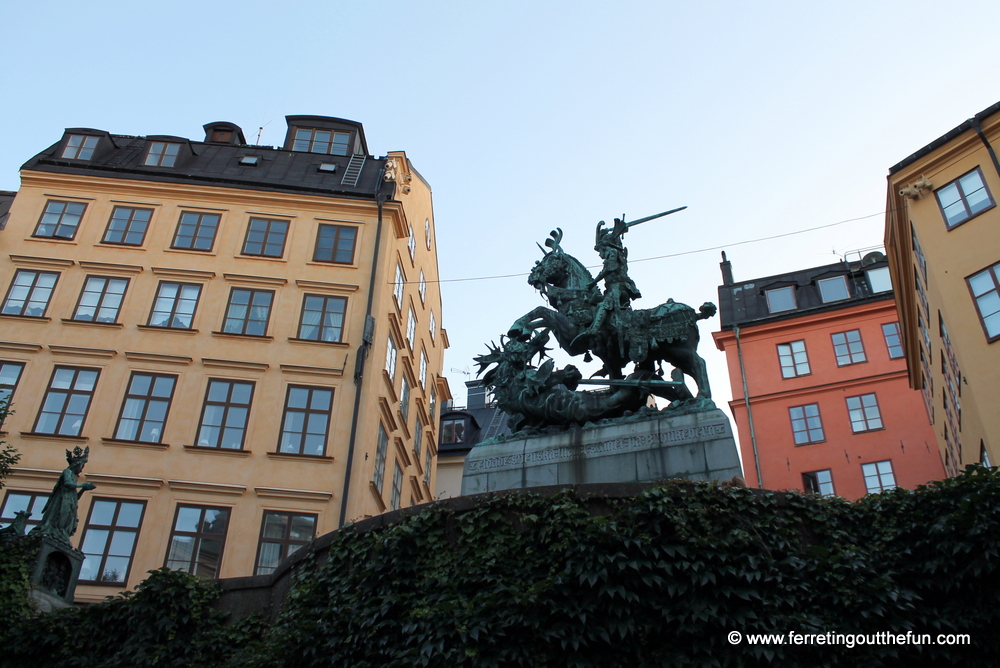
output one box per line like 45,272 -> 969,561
720,251 -> 734,286
465,379 -> 487,409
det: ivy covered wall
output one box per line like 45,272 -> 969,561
2,468 -> 999,667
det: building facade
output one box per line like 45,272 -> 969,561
885,101 -> 1000,474
0,116 -> 449,601
712,252 -> 944,499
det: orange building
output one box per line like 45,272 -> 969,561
0,116 -> 450,601
712,252 -> 944,499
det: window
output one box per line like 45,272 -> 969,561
442,418 -> 465,444
242,218 -> 289,258
391,462 -> 403,511
802,470 -> 834,497
882,322 -> 904,359
400,377 -> 410,424
394,264 -> 405,307
277,385 -> 334,456
429,389 -> 436,421
297,295 -> 347,342
172,212 -> 220,251
255,511 -> 316,575
765,286 -> 796,313
78,498 -> 145,584
414,416 -> 423,460
777,340 -> 809,378
61,135 -> 99,160
817,276 -> 849,303
373,424 -> 388,492
0,361 -> 25,405
789,404 -> 824,445
912,228 -> 927,284
144,142 -> 180,167
847,393 -> 883,433
408,225 -> 416,260
867,267 -> 892,293
73,276 -> 128,323
34,367 -> 100,436
102,207 -> 153,246
935,167 -> 994,229
165,505 -> 230,578
196,379 -> 254,449
314,224 -> 357,264
419,351 -> 428,388
967,262 -> 1000,341
862,461 -> 896,493
114,372 -> 176,443
981,442 -> 992,467
424,445 -> 432,487
419,270 -> 427,302
222,288 -> 273,336
429,311 -> 436,341
0,491 -> 48,531
2,270 -> 58,317
34,200 -> 86,239
385,336 -> 397,381
148,282 -> 201,329
406,307 -> 416,348
292,128 -> 350,156
831,330 -> 866,366
425,218 -> 432,250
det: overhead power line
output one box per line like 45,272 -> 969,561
424,209 -> 887,285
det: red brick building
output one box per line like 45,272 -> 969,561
712,252 -> 944,499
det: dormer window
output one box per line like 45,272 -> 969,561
292,128 -> 350,156
239,156 -> 260,166
766,286 -> 796,313
817,276 -> 849,303
144,142 -> 181,167
61,135 -> 100,160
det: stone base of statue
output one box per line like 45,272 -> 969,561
28,535 -> 85,607
461,408 -> 740,495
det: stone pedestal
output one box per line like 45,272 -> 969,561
461,408 -> 741,495
29,535 -> 85,606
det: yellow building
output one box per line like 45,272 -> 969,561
885,101 -> 1000,474
0,116 -> 450,602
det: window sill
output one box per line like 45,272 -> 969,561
20,431 -> 88,442
835,361 -> 868,367
287,337 -> 349,347
96,243 -> 147,251
77,579 -> 129,587
26,236 -> 78,245
164,247 -> 218,257
183,445 -> 251,457
62,318 -> 123,329
212,331 -> 274,342
267,451 -> 334,462
101,437 -> 169,450
794,440 -> 826,447
0,314 -> 52,323
236,254 -> 287,263
306,260 -> 357,269
850,427 -> 885,435
136,325 -> 199,334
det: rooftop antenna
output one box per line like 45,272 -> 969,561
451,366 -> 471,377
255,120 -> 272,145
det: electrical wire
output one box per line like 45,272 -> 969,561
423,209 -> 888,285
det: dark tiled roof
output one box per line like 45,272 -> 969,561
20,122 -> 391,201
717,256 -> 894,330
439,403 -> 511,457
889,100 -> 1000,174
0,190 -> 15,230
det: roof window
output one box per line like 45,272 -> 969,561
292,128 -> 351,156
144,142 -> 181,167
61,135 -> 100,160
239,156 -> 260,166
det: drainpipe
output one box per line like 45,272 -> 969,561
972,117 -> 1000,181
734,325 -> 763,489
339,162 -> 387,528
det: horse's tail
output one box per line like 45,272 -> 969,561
696,302 -> 718,320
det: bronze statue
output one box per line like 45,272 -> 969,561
482,211 -> 716,432
31,446 -> 95,544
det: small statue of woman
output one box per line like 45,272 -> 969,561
33,446 -> 96,543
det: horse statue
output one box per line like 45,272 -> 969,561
507,226 -> 716,404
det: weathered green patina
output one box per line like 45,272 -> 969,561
30,446 -> 96,545
479,214 -> 716,432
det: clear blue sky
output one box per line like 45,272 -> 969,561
3,0 -> 1000,442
